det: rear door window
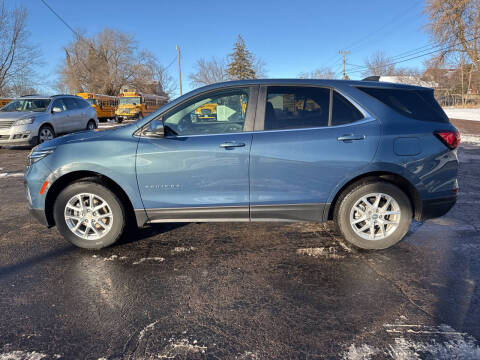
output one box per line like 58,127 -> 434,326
357,87 -> 448,122
63,97 -> 79,111
265,87 -> 330,130
74,98 -> 89,109
52,99 -> 67,112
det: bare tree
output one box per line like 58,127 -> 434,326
59,28 -> 173,98
189,57 -> 227,87
189,55 -> 267,89
363,51 -> 396,77
0,2 -> 40,96
299,67 -> 336,79
424,0 -> 480,70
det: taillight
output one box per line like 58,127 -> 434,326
434,130 -> 460,150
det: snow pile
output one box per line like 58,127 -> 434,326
443,108 -> 480,121
158,338 -> 207,359
133,257 -> 165,265
296,247 -> 344,259
343,323 -> 480,359
461,133 -> 480,145
171,246 -> 196,255
0,351 -> 47,360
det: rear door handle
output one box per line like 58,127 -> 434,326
220,142 -> 245,148
337,134 -> 366,142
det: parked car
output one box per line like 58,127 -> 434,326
24,80 -> 459,250
0,95 -> 99,147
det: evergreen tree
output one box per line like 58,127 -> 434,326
227,35 -> 256,80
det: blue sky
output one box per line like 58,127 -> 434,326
18,0 -> 430,96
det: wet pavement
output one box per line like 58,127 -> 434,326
0,121 -> 480,359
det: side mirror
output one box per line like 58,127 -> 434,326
143,120 -> 164,137
52,107 -> 62,113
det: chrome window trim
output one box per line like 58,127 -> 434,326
134,84 -> 376,138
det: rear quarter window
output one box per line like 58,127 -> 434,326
357,87 -> 449,123
331,91 -> 364,126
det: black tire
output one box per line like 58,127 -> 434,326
38,125 -> 55,145
86,120 -> 96,130
115,116 -> 123,123
334,181 -> 412,250
53,180 -> 126,250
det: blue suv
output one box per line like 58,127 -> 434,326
25,80 -> 459,250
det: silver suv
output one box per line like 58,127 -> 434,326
0,95 -> 98,147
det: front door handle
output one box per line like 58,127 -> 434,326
219,142 -> 245,148
337,134 -> 366,142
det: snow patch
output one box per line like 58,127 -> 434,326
296,247 -> 344,259
461,134 -> 480,145
171,246 -> 196,255
0,172 -> 24,179
237,351 -> 260,359
133,257 -> 165,265
138,320 -> 159,341
444,108 -> 480,121
343,344 -> 379,360
158,338 -> 207,359
0,351 -> 47,360
343,323 -> 480,359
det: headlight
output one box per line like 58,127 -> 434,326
27,147 -> 56,166
14,117 -> 35,126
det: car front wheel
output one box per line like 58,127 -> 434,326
86,120 -> 96,130
335,181 -> 412,250
38,125 -> 55,144
53,180 -> 126,249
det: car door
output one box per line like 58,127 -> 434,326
249,85 -> 381,221
136,86 -> 258,222
62,97 -> 81,131
50,98 -> 69,134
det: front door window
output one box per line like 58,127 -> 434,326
163,88 -> 249,136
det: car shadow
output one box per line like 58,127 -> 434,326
114,222 -> 189,247
0,244 -> 76,278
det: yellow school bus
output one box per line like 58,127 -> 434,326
195,103 -> 217,121
0,98 -> 12,108
115,91 -> 168,123
76,93 -> 119,121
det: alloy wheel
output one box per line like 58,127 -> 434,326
39,128 -> 54,143
349,192 -> 401,240
64,193 -> 114,240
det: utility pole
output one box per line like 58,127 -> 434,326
176,45 -> 182,96
339,50 -> 350,80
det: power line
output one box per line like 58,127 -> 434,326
40,0 -> 80,38
345,34 -> 480,75
163,54 -> 178,71
344,0 -> 422,53
323,0 -> 421,69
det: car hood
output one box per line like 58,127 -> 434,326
0,112 -> 36,120
35,123 -> 137,150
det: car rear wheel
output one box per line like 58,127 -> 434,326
86,120 -> 96,130
115,116 -> 123,123
335,181 -> 412,250
38,125 -> 55,144
53,181 -> 126,249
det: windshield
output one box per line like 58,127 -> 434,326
85,99 -> 96,105
119,97 -> 140,105
1,99 -> 51,112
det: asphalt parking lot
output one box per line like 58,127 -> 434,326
1,119 -> 480,359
